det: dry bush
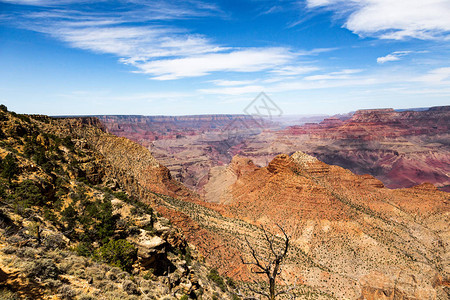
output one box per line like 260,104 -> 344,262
57,284 -> 76,299
0,287 -> 19,300
1,246 -> 17,255
77,294 -> 95,300
24,258 -> 59,280
122,280 -> 140,295
43,278 -> 63,289
85,266 -> 105,281
42,234 -> 67,250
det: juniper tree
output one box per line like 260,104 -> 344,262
1,153 -> 19,183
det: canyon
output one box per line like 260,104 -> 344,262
1,107 -> 449,299
69,116 -> 450,299
77,113 -> 450,298
98,106 -> 450,193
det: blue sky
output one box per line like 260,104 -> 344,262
1,0 -> 449,116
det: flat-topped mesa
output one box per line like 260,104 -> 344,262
319,117 -> 344,127
428,105 -> 450,112
351,108 -> 398,123
57,116 -> 108,132
355,108 -> 395,113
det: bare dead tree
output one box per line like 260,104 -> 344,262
241,224 -> 290,300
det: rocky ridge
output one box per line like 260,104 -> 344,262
198,151 -> 449,299
0,108 -> 239,299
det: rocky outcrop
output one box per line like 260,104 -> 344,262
95,106 -> 450,192
278,106 -> 450,189
0,109 -> 240,300
198,152 -> 449,298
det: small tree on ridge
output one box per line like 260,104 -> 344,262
241,224 -> 290,300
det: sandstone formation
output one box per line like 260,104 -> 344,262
3,108 -> 447,299
199,152 -> 450,299
98,106 -> 450,192
277,107 -> 450,190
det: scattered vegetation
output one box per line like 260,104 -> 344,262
0,107 -> 241,300
94,239 -> 137,272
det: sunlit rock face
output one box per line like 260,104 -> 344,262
97,107 -> 450,192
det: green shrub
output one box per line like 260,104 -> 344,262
9,180 -> 45,213
1,154 -> 19,182
113,191 -> 128,201
94,239 -> 137,272
61,205 -> 77,229
226,277 -> 237,289
62,136 -> 75,152
76,242 -> 93,257
207,268 -> 226,291
212,292 -> 220,300
183,246 -> 193,266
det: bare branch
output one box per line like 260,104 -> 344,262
248,285 -> 270,298
276,223 -> 290,258
241,223 -> 291,300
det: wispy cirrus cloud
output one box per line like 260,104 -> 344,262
377,51 -> 411,64
304,69 -> 363,80
414,67 -> 450,84
210,79 -> 258,87
1,0 -> 305,80
306,0 -> 450,40
199,68 -> 370,95
137,48 -> 295,80
270,65 -> 319,76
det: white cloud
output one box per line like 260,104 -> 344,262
415,67 -> 450,84
210,79 -> 257,86
307,0 -> 334,8
270,65 -> 319,76
4,1 -> 301,80
377,51 -> 411,64
306,0 -> 450,40
135,48 -> 294,80
304,69 -> 363,80
198,68 -> 371,95
51,25 -> 225,62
